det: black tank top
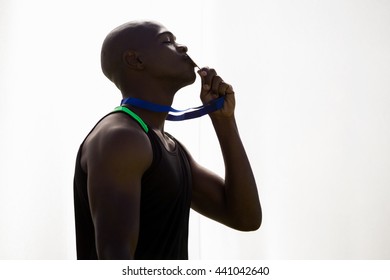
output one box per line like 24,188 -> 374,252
73,110 -> 192,260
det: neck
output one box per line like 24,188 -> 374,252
124,105 -> 168,131
121,91 -> 176,132
119,76 -> 190,130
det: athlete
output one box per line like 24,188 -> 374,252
73,20 -> 261,259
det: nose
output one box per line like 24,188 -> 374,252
176,44 -> 188,53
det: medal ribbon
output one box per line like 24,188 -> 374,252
120,96 -> 225,121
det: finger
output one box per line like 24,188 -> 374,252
226,84 -> 234,94
211,75 -> 223,95
218,81 -> 230,96
197,69 -> 209,92
197,68 -> 208,81
200,67 -> 217,92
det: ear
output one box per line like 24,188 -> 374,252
123,51 -> 144,70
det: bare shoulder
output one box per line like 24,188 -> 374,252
81,113 -> 152,176
81,112 -> 150,259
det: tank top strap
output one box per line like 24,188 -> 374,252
113,106 -> 149,133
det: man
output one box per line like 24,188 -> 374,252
74,20 -> 261,260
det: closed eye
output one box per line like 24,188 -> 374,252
159,32 -> 177,45
162,36 -> 175,44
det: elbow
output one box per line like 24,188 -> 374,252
239,216 -> 262,232
250,216 -> 262,231
233,209 -> 262,232
254,216 -> 262,231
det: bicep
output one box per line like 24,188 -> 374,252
86,128 -> 152,259
190,160 -> 230,225
88,171 -> 141,259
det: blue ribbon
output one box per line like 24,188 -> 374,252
120,96 -> 225,121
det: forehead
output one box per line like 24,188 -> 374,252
137,21 -> 170,38
106,21 -> 173,51
129,21 -> 173,48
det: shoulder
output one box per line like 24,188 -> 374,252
81,113 -> 152,175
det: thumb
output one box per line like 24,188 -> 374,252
197,69 -> 210,93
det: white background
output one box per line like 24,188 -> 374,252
0,0 -> 389,259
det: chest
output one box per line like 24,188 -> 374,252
140,135 -> 192,209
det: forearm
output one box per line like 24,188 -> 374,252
211,115 -> 262,231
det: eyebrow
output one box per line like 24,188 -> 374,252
158,31 -> 176,40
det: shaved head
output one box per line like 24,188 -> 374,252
100,20 -> 195,97
100,20 -> 168,88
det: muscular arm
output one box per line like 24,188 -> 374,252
190,68 -> 262,231
84,118 -> 152,259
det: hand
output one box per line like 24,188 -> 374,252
198,67 -> 235,119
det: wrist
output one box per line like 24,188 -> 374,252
210,114 -> 237,130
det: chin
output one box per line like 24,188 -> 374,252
188,70 -> 197,84
179,70 -> 196,87
188,69 -> 197,83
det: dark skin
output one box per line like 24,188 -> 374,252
81,21 -> 261,259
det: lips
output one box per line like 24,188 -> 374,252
185,55 -> 200,69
